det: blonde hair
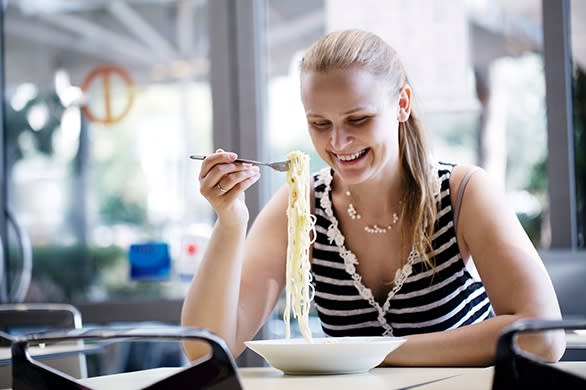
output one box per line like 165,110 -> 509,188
300,29 -> 438,268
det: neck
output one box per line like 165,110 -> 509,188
338,172 -> 404,213
336,171 -> 404,235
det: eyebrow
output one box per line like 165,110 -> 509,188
306,106 -> 374,117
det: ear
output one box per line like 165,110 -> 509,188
397,85 -> 412,123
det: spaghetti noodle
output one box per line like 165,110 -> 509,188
283,150 -> 316,342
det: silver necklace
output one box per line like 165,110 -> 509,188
345,189 -> 399,234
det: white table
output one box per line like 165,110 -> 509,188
567,331 -> 586,348
417,361 -> 586,389
4,331 -> 585,389
75,330 -> 586,389
77,362 -> 586,390
238,366 -> 489,390
79,366 -> 483,390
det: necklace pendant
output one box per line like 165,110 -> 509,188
347,202 -> 361,220
364,224 -> 391,234
392,212 -> 399,224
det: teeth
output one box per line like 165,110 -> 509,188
337,150 -> 365,161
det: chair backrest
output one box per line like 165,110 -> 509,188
10,326 -> 243,390
540,250 -> 586,317
0,303 -> 87,388
0,303 -> 83,333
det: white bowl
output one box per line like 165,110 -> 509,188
244,336 -> 406,375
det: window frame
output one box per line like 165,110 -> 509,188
543,0 -> 579,249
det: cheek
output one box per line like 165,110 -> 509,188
309,135 -> 325,157
308,128 -> 326,144
373,117 -> 400,140
308,130 -> 332,156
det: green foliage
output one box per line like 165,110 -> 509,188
527,158 -> 547,194
104,280 -> 169,299
517,212 -> 542,247
519,158 -> 547,246
31,245 -> 125,301
100,195 -> 147,225
4,92 -> 64,160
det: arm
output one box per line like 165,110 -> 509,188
383,165 -> 565,366
181,150 -> 290,360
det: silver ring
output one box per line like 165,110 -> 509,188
216,183 -> 228,193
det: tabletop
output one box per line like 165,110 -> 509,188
4,331 -> 586,389
77,362 -> 586,390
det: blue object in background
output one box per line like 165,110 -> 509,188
128,242 -> 171,280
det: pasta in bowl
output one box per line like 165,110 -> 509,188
245,336 -> 406,375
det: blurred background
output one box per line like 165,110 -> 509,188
0,0 -> 584,372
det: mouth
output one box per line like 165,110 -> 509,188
335,148 -> 368,162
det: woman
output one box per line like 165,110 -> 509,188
181,29 -> 566,366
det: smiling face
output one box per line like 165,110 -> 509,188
301,66 -> 402,185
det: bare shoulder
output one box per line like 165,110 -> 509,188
448,164 -> 514,253
450,164 -> 508,203
449,163 -> 511,221
451,163 -> 533,258
448,163 -> 493,198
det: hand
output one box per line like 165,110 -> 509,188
198,148 -> 261,226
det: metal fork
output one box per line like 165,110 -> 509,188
189,154 -> 290,172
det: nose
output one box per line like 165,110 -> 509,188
330,125 -> 353,150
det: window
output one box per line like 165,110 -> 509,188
4,0 -> 213,303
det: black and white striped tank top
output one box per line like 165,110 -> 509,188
311,162 -> 493,337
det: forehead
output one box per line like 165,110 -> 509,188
300,67 -> 389,113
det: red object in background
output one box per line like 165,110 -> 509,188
177,228 -> 211,281
186,243 -> 198,256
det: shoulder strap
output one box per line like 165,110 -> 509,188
453,167 -> 480,231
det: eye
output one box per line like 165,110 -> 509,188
310,120 -> 331,129
347,116 -> 369,125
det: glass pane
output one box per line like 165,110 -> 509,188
571,0 -> 586,248
264,0 -> 327,196
265,0 -> 548,337
4,0 -> 213,303
266,0 -> 548,245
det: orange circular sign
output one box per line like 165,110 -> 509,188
81,64 -> 134,125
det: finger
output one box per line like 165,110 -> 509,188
198,150 -> 238,180
215,181 -> 229,194
215,166 -> 260,195
231,171 -> 261,200
218,170 -> 261,201
201,158 -> 255,194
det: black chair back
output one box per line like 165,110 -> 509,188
11,326 -> 242,390
492,319 -> 586,389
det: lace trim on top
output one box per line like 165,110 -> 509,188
318,168 -> 420,337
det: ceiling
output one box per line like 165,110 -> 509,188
2,0 -> 584,88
